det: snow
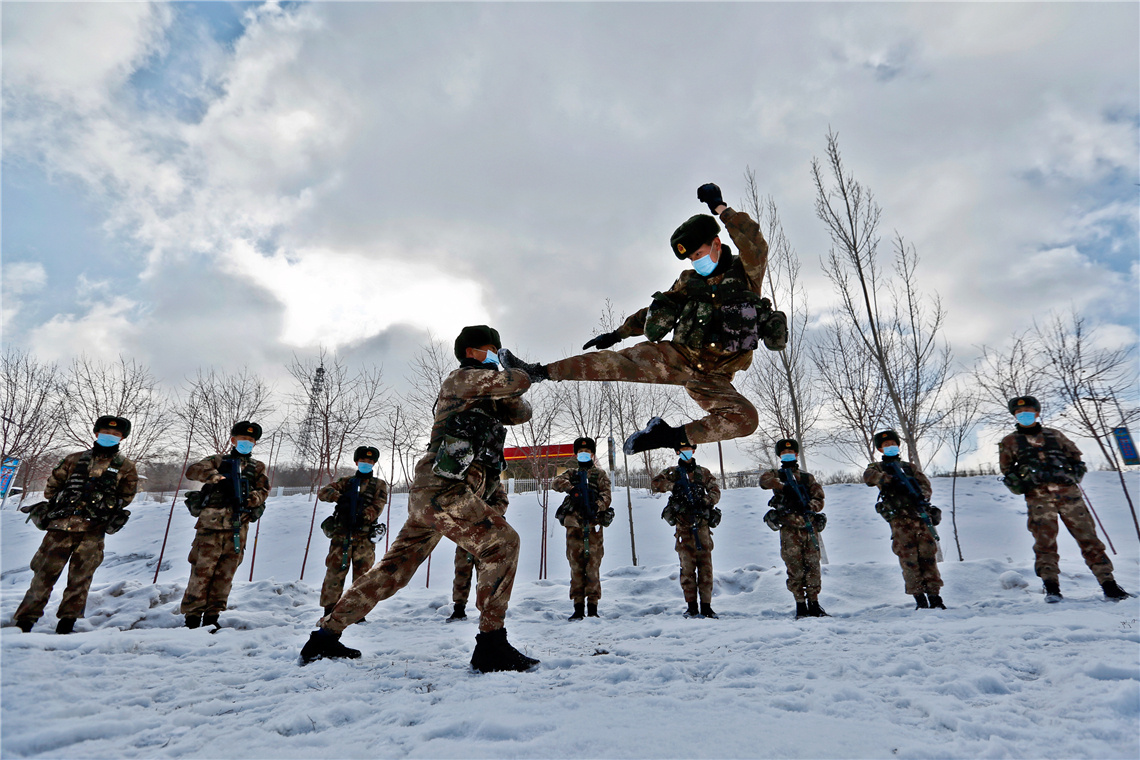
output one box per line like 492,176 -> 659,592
3,471 -> 1138,759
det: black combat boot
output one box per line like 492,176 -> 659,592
568,603 -> 586,621
623,417 -> 688,455
202,613 -> 220,628
300,628 -> 362,664
683,601 -> 700,618
448,603 -> 467,621
807,600 -> 829,617
184,614 -> 202,629
914,594 -> 929,609
586,602 -> 599,618
795,602 -> 810,619
1043,579 -> 1063,603
700,603 -> 718,619
15,618 -> 35,633
470,628 -> 540,673
1101,579 -> 1131,601
927,594 -> 946,610
55,618 -> 75,634
496,349 -> 549,383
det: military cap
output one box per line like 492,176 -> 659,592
354,446 -> 380,462
453,325 -> 502,361
230,420 -> 263,441
774,438 -> 799,455
873,429 -> 901,450
1008,395 -> 1041,414
572,436 -> 597,453
670,214 -> 721,260
93,415 -> 131,439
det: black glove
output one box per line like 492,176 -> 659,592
583,331 -> 621,351
697,183 -> 724,214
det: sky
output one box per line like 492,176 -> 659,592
2,1 -> 1138,473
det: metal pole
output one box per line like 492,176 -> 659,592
1080,485 -> 1117,555
153,414 -> 196,584
717,441 -> 726,486
247,431 -> 275,583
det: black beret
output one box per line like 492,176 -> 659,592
774,438 -> 799,455
231,421 -> 263,441
93,415 -> 131,439
573,436 -> 597,453
873,430 -> 901,450
1008,396 -> 1040,414
454,325 -> 502,361
354,446 -> 380,461
670,214 -> 721,259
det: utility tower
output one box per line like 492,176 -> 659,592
296,364 -> 325,463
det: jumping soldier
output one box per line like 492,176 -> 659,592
317,446 -> 388,617
499,182 -> 785,455
180,421 -> 270,629
13,416 -> 137,634
1000,396 -> 1129,602
760,438 -> 827,618
864,430 -> 945,610
448,475 -> 510,622
300,325 -> 539,673
652,443 -> 722,618
551,436 -> 615,620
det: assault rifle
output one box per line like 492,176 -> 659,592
337,477 -> 363,570
777,464 -> 819,550
221,456 -> 253,553
884,461 -> 939,542
675,465 -> 705,551
575,469 -> 597,559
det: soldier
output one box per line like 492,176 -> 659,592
864,430 -> 945,610
317,446 -> 389,617
300,325 -> 540,673
447,547 -> 476,621
551,436 -> 615,620
652,443 -> 722,618
12,416 -> 137,634
759,439 -> 827,618
180,421 -> 270,629
500,182 -> 784,455
999,396 -> 1129,602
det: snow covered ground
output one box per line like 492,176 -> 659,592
3,470 -> 1138,759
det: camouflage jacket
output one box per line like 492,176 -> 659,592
760,466 -> 824,528
863,458 -> 932,514
998,425 -> 1086,494
185,452 -> 270,532
43,447 -> 139,532
616,208 -> 769,374
551,464 -> 613,528
318,473 -> 389,536
652,461 -> 721,524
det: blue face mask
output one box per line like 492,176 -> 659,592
780,453 -> 797,463
95,433 -> 120,448
1015,412 -> 1037,427
234,440 -> 254,455
882,445 -> 900,458
357,462 -> 374,474
679,450 -> 694,461
576,452 -> 592,463
481,351 -> 501,369
691,253 -> 717,277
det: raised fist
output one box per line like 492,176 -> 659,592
697,183 -> 724,214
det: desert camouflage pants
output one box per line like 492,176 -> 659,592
1026,484 -> 1112,583
322,459 -> 519,634
452,545 -> 475,605
566,525 -> 605,603
181,527 -> 247,615
546,341 -> 758,445
890,516 -> 942,595
15,530 -> 106,622
675,522 -> 714,604
780,527 -> 821,602
320,536 -> 377,608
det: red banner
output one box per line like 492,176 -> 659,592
503,443 -> 576,461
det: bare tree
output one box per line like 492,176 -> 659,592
509,383 -> 563,579
972,330 -> 1050,424
176,367 -> 276,456
0,348 -> 65,501
402,334 -> 455,453
940,386 -> 984,561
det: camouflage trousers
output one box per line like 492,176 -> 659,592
452,545 -> 475,606
780,527 -> 821,602
889,516 -> 941,595
566,525 -> 605,603
1026,484 -> 1113,583
15,530 -> 106,622
546,341 -> 758,445
675,522 -> 714,604
181,527 -> 247,615
320,536 -> 376,608
322,459 -> 519,634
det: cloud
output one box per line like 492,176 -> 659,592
0,261 -> 48,326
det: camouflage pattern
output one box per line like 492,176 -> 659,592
999,427 -> 1113,583
653,462 -> 721,604
317,473 -> 388,607
545,207 -> 768,445
551,465 -> 613,603
760,467 -> 825,602
14,446 -> 138,623
180,452 -> 270,615
451,472 -> 509,606
321,364 -> 532,634
864,460 -> 942,595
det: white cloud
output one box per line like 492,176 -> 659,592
1,261 -> 48,327
28,297 -> 139,362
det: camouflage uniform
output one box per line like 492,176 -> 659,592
760,467 -> 825,603
317,473 -> 389,608
551,465 -> 613,604
652,461 -> 722,605
999,426 -> 1112,584
545,208 -> 769,445
15,447 -> 138,624
321,363 -> 532,634
180,452 -> 270,616
864,460 -> 942,596
452,477 -> 509,607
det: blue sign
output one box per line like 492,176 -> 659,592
0,457 -> 20,497
1112,427 -> 1139,466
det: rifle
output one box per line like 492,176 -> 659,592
777,464 -> 820,551
337,477 -> 363,571
884,461 -> 939,542
575,469 -> 597,560
221,456 -> 252,553
675,465 -> 704,551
